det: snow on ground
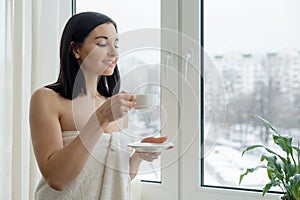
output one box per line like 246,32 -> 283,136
131,117 -> 299,191
203,127 -> 298,191
204,143 -> 269,188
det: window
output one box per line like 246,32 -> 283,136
73,0 -> 298,199
203,0 -> 300,193
76,0 -> 162,182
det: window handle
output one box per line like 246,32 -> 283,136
185,51 -> 193,79
164,52 -> 173,80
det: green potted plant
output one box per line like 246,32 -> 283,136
239,115 -> 300,200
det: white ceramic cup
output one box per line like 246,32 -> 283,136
134,94 -> 158,110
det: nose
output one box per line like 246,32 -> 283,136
108,45 -> 118,57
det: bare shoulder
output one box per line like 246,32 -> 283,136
30,87 -> 65,143
30,87 -> 64,116
31,87 -> 60,101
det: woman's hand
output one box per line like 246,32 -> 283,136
132,135 -> 166,163
130,150 -> 160,180
130,136 -> 172,179
95,92 -> 135,128
134,151 -> 161,162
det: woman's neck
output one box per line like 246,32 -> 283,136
83,73 -> 101,98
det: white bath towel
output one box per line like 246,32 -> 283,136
35,131 -> 133,200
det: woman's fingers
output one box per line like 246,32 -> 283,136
118,92 -> 136,109
138,152 -> 161,162
119,91 -> 135,101
98,92 -> 135,122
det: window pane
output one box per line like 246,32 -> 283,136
203,0 -> 300,191
76,0 -> 161,182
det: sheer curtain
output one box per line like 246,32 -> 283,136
0,0 -> 71,199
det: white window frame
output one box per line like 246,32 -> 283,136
59,0 -> 283,199
143,0 -> 282,199
140,0 -> 180,198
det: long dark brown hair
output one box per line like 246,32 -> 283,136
46,12 -> 120,99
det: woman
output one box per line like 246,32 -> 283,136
30,12 -> 160,200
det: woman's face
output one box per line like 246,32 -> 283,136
74,23 -> 119,76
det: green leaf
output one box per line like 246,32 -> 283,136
273,134 -> 293,156
242,145 -> 265,156
261,155 -> 284,180
296,141 -> 300,174
242,143 -> 291,176
284,163 -> 297,183
245,114 -> 280,134
242,144 -> 283,161
242,115 -> 300,199
293,145 -> 300,157
290,174 -> 300,200
239,165 -> 267,185
292,146 -> 300,161
262,180 -> 281,196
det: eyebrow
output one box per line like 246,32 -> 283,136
94,36 -> 119,42
95,36 -> 108,40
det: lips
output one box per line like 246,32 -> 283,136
103,60 -> 115,67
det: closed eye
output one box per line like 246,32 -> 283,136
97,43 -> 107,47
114,38 -> 119,48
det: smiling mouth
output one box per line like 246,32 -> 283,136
103,60 -> 115,67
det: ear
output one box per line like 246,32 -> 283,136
70,42 -> 80,59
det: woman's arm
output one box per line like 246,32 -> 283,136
30,88 -> 107,191
129,151 -> 160,180
30,88 -> 134,190
129,152 -> 143,180
129,136 -> 168,179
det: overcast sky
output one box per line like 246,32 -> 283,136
77,0 -> 300,55
204,0 -> 300,54
76,0 -> 160,33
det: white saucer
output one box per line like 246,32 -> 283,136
128,142 -> 174,153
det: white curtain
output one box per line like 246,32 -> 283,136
0,0 -> 71,199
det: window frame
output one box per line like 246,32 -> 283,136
146,0 -> 282,199
179,0 -> 282,199
140,0 -> 180,198
66,0 -> 284,199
